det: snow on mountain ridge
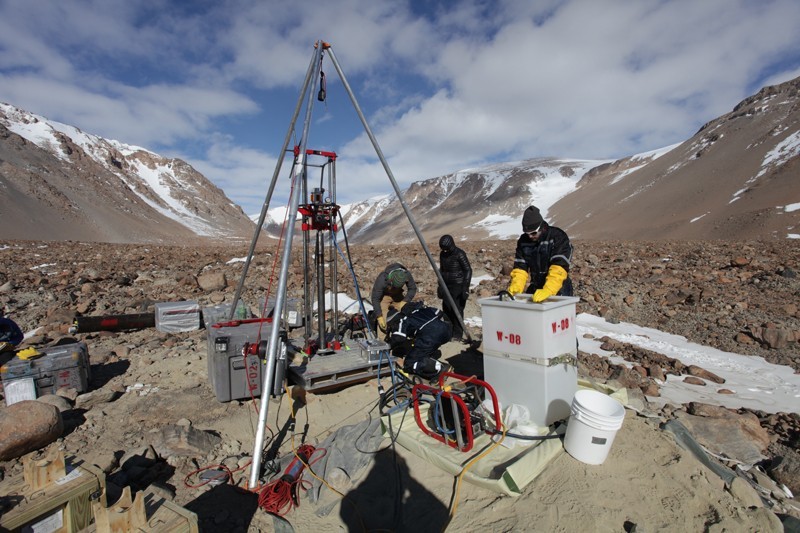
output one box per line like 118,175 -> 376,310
1,101 -> 254,243
2,102 -> 224,236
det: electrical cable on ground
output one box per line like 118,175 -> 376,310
258,443 -> 318,516
282,384 -> 370,532
184,463 -> 240,489
443,423 -> 508,532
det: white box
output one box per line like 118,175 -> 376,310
155,301 -> 201,333
483,350 -> 577,427
479,295 -> 579,360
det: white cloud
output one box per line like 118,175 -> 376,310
1,0 -> 799,213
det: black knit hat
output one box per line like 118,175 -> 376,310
522,205 -> 544,232
439,234 -> 455,251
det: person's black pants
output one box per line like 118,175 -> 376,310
441,286 -> 467,339
404,320 -> 451,371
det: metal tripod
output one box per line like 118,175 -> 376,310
230,40 -> 471,488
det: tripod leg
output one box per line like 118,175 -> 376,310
229,50 -> 319,321
248,42 -> 326,490
326,46 -> 470,341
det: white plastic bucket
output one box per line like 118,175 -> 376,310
563,389 -> 625,465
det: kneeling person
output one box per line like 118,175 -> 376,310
385,301 -> 451,380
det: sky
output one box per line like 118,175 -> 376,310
1,0 -> 800,216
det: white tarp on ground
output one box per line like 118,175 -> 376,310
383,381 -> 628,496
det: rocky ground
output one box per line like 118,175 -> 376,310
0,238 -> 798,530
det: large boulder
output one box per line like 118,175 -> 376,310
674,409 -> 770,465
0,400 -> 64,460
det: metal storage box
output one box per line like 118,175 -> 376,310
1,342 -> 91,406
357,338 -> 391,363
155,300 -> 201,333
206,320 -> 286,403
479,296 -> 579,360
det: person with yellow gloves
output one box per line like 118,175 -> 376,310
370,263 -> 417,332
504,205 -> 573,302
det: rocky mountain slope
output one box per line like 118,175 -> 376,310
0,103 -> 255,244
338,157 -> 606,243
550,76 -> 800,241
2,77 -> 798,245
338,76 -> 799,243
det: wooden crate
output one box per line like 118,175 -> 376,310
0,449 -> 105,532
142,495 -> 198,533
85,487 -> 198,533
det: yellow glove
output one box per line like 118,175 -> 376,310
377,316 -> 386,331
532,265 -> 568,302
507,268 -> 529,295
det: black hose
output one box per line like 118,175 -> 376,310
486,429 -> 563,441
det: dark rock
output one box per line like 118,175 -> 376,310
76,388 -> 121,409
687,402 -> 734,418
749,325 -> 794,349
766,444 -> 800,495
148,424 -> 222,458
640,382 -> 660,397
683,376 -> 706,386
197,272 -> 227,292
647,364 -> 666,381
35,394 -> 73,412
686,365 -> 725,384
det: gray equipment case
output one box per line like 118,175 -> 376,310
1,342 -> 91,405
206,320 -> 287,403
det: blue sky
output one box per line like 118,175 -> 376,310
1,0 -> 799,215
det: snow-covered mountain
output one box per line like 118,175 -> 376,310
336,158 -> 610,244
0,102 -> 255,244
548,77 -> 800,241
2,75 -> 798,245
330,76 -> 799,244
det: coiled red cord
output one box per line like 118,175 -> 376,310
258,444 -> 319,516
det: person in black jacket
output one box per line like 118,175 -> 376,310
370,263 -> 417,332
437,235 -> 472,341
506,205 -> 573,301
0,308 -> 23,353
385,301 -> 450,380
